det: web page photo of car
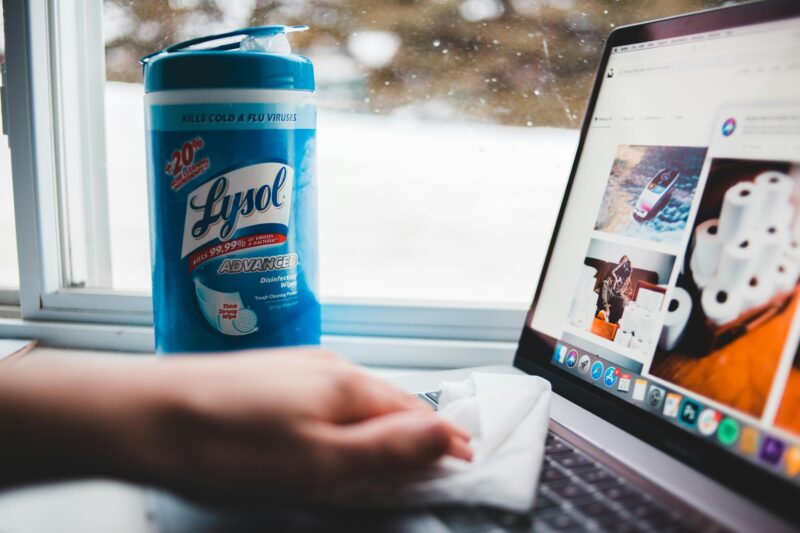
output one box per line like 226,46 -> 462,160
593,144 -> 707,246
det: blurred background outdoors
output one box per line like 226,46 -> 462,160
0,0 -> 742,304
104,0 -> 731,127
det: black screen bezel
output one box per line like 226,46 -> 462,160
513,0 -> 800,521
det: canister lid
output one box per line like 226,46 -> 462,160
140,26 -> 314,92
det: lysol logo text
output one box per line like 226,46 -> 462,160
182,162 -> 294,258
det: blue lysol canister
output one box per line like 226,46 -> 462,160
140,26 -> 320,353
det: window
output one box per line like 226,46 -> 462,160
1,0 -> 745,355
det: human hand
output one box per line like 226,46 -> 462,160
0,348 -> 470,503
136,348 -> 472,502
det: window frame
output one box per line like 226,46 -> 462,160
0,0 -> 529,363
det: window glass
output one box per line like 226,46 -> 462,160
101,0 -> 740,303
0,3 -> 20,289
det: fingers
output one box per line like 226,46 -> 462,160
232,348 -> 429,423
321,367 -> 431,424
447,434 -> 474,462
279,354 -> 474,450
321,368 -> 474,452
314,411 -> 473,485
307,357 -> 474,444
440,418 -> 471,442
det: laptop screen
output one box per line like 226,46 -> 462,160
527,12 -> 800,488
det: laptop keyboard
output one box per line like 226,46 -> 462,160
415,393 -> 700,532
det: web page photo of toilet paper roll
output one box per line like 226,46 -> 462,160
771,202 -> 795,230
755,171 -> 793,228
756,223 -> 790,273
742,274 -> 776,311
690,218 -> 722,283
631,336 -> 651,355
635,287 -> 664,312
614,329 -> 632,347
774,259 -> 800,294
717,181 -> 763,245
618,305 -> 641,331
785,239 -> 800,263
701,283 -> 743,325
659,287 -> 692,351
635,311 -> 662,344
716,237 -> 760,291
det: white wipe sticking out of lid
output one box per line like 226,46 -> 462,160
240,25 -> 307,54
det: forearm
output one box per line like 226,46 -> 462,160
0,349 -> 467,501
0,356 -> 170,488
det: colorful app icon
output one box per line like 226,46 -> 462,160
603,367 -> 617,387
663,393 -> 682,418
578,355 -> 591,374
679,399 -> 701,427
697,408 -> 721,436
617,373 -> 631,393
739,427 -> 759,455
554,344 -> 567,364
717,418 -> 740,446
591,361 -> 604,381
632,379 -> 648,402
646,385 -> 665,409
566,349 -> 578,368
759,437 -> 785,466
721,117 -> 736,137
785,447 -> 800,477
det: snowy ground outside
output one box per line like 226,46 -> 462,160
0,82 -> 578,305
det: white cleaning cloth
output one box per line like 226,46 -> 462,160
333,372 -> 552,512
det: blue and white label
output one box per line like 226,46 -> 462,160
181,162 -> 294,258
148,102 -> 316,131
146,91 -> 319,353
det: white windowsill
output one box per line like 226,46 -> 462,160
0,317 -> 516,369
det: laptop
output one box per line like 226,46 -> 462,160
390,1 -> 800,531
